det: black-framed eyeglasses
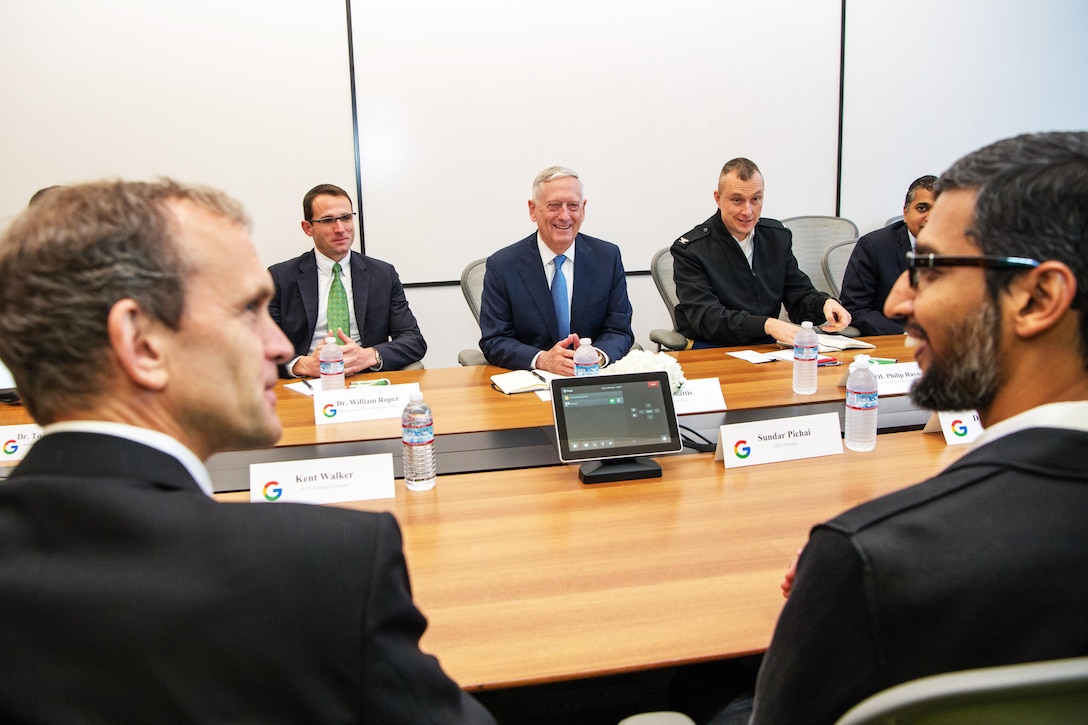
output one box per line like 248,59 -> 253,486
906,251 -> 1041,288
308,213 -> 356,226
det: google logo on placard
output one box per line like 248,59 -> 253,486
734,440 -> 751,459
2,440 -> 17,455
322,404 -> 337,418
950,419 -> 969,437
263,481 -> 283,501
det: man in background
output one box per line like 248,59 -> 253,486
269,183 -> 426,377
738,131 -> 1088,724
671,157 -> 851,347
0,180 -> 494,724
840,174 -> 937,335
479,166 -> 634,374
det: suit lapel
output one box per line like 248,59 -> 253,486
349,252 -> 368,340
516,237 -> 558,339
570,235 -> 596,334
894,225 -> 912,273
296,251 -> 320,340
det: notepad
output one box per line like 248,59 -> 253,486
815,334 -> 876,352
490,369 -> 564,394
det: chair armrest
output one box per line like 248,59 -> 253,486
457,348 -> 488,366
649,329 -> 689,352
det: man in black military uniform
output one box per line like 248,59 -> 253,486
671,157 -> 851,347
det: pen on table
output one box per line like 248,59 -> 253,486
300,378 -> 313,390
870,357 -> 899,364
350,378 -> 391,387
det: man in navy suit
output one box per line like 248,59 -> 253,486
268,184 -> 426,377
839,175 -> 937,335
479,166 -> 634,374
0,179 -> 494,723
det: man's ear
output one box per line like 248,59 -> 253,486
107,299 -> 170,391
1010,260 -> 1077,339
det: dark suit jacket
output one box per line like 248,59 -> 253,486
479,233 -> 634,370
839,220 -> 910,335
0,433 -> 495,725
750,426 -> 1088,725
671,214 -> 830,345
268,250 -> 426,376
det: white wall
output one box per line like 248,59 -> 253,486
839,0 -> 1088,235
2,1 -> 1086,370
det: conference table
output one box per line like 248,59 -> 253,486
1,336 -> 968,690
211,335 -> 961,691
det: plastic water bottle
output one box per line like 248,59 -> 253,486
401,391 -> 436,491
573,337 -> 600,377
845,354 -> 878,452
792,321 -> 818,395
319,335 -> 345,390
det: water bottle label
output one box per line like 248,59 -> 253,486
846,390 -> 878,410
575,363 -> 600,377
320,360 -> 344,375
403,424 -> 433,445
794,344 -> 818,362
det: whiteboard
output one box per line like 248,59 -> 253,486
840,0 -> 1088,236
351,0 -> 843,283
0,0 -> 356,269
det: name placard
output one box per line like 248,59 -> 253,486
312,383 -> 420,425
249,453 -> 395,504
838,361 -> 922,395
715,412 -> 842,468
0,424 -> 43,464
672,377 -> 727,415
923,409 -> 984,445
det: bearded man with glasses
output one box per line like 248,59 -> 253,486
707,132 -> 1088,725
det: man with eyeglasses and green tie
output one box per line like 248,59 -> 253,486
269,183 -> 426,377
705,132 -> 1088,725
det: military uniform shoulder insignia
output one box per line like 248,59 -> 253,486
675,225 -> 711,245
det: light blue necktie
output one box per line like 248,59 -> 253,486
551,254 -> 570,338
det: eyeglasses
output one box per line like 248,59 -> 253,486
308,213 -> 356,226
906,251 -> 1041,288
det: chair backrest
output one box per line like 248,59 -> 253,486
821,237 -> 858,298
885,214 -> 904,227
781,215 -> 860,297
460,257 -> 488,325
650,247 -> 679,327
835,656 -> 1088,725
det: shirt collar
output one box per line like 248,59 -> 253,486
536,234 -> 575,267
40,420 -> 215,497
315,249 -> 350,278
971,400 -> 1088,450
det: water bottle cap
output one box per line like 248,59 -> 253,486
853,354 -> 872,368
324,335 -> 335,344
801,321 -> 813,329
580,337 -> 592,345
409,391 -> 423,401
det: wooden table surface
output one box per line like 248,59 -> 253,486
219,427 -> 962,691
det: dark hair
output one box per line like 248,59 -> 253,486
904,175 -> 937,206
0,179 -> 248,423
302,184 -> 351,221
719,157 -> 761,182
967,134 -> 1088,364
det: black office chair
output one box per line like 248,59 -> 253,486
835,656 -> 1088,725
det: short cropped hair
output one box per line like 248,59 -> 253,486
961,133 -> 1088,364
904,175 -> 938,206
719,158 -> 761,182
303,183 -> 352,221
532,166 -> 581,202
0,179 -> 249,423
